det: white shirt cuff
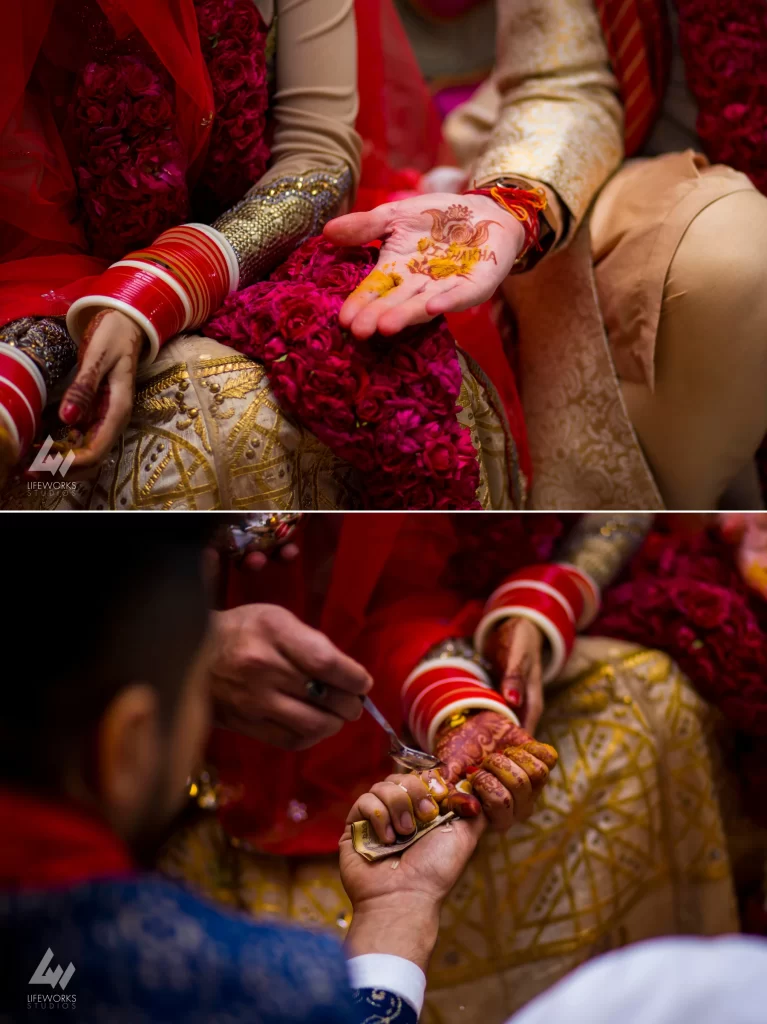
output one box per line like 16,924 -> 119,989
347,953 -> 426,1016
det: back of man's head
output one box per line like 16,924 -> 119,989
1,517 -> 216,822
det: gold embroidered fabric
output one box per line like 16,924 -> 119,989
0,317 -> 77,391
3,337 -> 518,510
212,0 -> 362,284
159,639 -> 737,1024
213,167 -> 352,286
557,514 -> 653,588
503,220 -> 664,510
457,350 -> 526,510
465,0 -> 623,236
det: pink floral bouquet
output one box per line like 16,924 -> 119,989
206,236 -> 482,509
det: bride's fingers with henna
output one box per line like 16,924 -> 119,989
59,310 -> 114,427
482,752 -> 534,821
57,309 -> 143,472
470,769 -> 516,831
522,740 -> 558,769
503,746 -> 550,793
66,352 -> 138,472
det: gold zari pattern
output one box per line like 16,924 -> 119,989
160,640 -> 736,1024
0,316 -> 77,390
213,166 -> 352,285
5,337 -> 519,510
557,514 -> 653,588
468,0 -> 623,230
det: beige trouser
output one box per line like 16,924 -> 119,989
591,151 -> 767,510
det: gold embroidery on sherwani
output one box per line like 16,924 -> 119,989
468,0 -> 623,230
4,338 -> 520,510
158,641 -> 736,1024
504,222 -> 663,510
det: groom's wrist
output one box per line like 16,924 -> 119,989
346,894 -> 441,973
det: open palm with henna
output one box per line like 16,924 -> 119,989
324,192 -> 525,339
429,710 -> 558,832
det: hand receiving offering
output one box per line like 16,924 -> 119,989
324,193 -> 525,339
340,771 -> 485,907
340,770 -> 487,971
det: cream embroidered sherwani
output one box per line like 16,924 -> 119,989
441,0 -> 662,509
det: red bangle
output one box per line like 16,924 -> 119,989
493,564 -> 586,626
463,184 -> 547,262
402,660 -> 513,751
474,562 -> 581,683
126,226 -> 233,325
556,564 -> 601,627
66,224 -> 237,365
0,346 -> 46,460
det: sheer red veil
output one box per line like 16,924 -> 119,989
0,0 -> 446,326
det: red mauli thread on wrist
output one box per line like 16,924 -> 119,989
463,184 -> 546,259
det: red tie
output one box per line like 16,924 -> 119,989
593,0 -> 671,155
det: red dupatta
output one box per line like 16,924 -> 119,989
0,0 -> 214,326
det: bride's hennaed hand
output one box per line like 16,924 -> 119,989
433,710 -> 558,832
484,616 -> 546,733
38,310 -> 144,478
323,192 -> 525,339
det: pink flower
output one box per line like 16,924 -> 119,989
193,0 -> 271,213
206,237 -> 481,508
122,59 -> 164,98
677,0 -> 767,194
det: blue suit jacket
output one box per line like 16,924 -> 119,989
0,875 -> 417,1024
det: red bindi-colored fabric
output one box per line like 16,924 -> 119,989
0,788 -> 133,890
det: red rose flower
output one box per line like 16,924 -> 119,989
206,237 -> 481,508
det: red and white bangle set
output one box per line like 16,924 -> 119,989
474,564 -> 600,684
402,657 -> 519,753
0,346 -> 46,462
66,224 -> 239,365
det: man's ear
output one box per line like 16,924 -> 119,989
97,684 -> 161,835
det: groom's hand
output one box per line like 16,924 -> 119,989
324,193 -> 524,339
340,770 -> 486,971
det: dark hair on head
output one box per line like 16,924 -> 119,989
0,514 -> 219,791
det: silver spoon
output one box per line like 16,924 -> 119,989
362,696 -> 443,771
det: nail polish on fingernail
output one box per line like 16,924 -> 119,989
504,687 -> 521,706
385,826 -> 395,843
419,798 -> 436,816
60,402 -> 79,424
400,813 -> 414,834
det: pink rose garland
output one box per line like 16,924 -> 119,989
72,0 -> 271,261
206,236 -> 482,509
73,56 -> 189,262
678,0 -> 767,194
193,0 -> 271,214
